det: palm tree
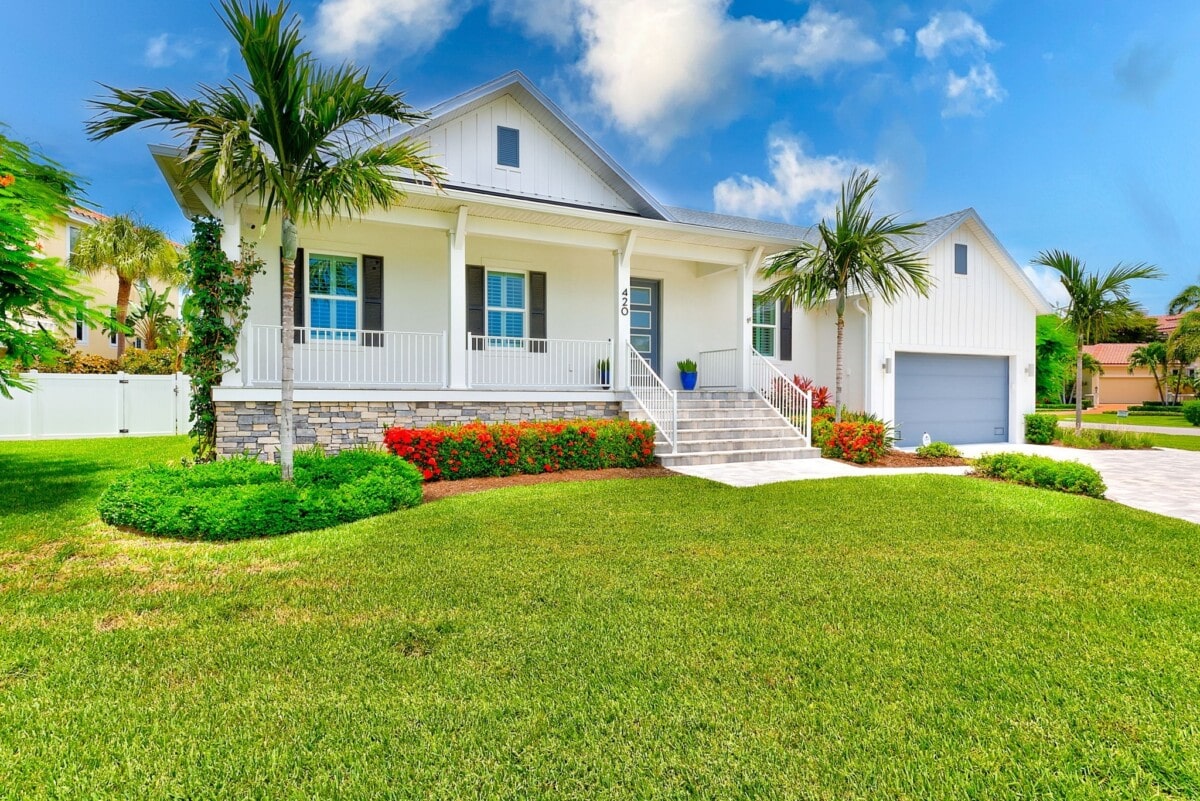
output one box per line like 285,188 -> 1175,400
759,170 -> 930,421
86,0 -> 444,480
1128,341 -> 1169,405
1033,250 -> 1161,432
127,285 -> 177,350
1167,278 -> 1200,315
1167,310 -> 1200,401
71,215 -> 181,357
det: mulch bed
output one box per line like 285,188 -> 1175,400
422,466 -> 675,502
857,450 -> 969,468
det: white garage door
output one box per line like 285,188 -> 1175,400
894,353 -> 1009,447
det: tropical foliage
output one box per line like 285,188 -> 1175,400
1166,310 -> 1200,401
126,285 -> 179,351
1035,314 -> 1075,404
71,214 -> 182,357
87,0 -> 444,480
1128,341 -> 1170,405
1033,250 -> 1160,432
1167,277 -> 1200,315
0,128 -> 106,396
760,170 -> 930,420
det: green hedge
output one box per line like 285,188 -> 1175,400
1024,413 -> 1060,445
1183,401 -> 1200,427
99,448 -> 422,540
972,452 -> 1106,498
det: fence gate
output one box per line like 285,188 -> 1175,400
0,372 -> 191,440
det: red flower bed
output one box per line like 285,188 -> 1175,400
383,419 -> 657,481
822,421 -> 890,464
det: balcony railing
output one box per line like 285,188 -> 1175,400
244,324 -> 445,388
467,335 -> 613,389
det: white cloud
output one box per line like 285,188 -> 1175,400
943,64 -> 1005,117
915,11 -> 995,60
888,28 -> 909,47
144,33 -> 194,68
490,0 -> 579,46
313,0 -> 465,58
713,134 -> 874,223
1023,265 -> 1070,309
747,7 -> 883,77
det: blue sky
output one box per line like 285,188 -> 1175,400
3,0 -> 1198,312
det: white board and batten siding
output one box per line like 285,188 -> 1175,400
871,221 -> 1039,443
0,372 -> 191,440
417,95 -> 636,213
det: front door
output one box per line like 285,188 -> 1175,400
629,278 -> 661,374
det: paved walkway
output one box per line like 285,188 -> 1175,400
669,443 -> 1200,527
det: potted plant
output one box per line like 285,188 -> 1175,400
596,358 -> 610,388
677,358 -> 698,391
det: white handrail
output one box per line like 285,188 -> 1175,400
626,343 -> 677,447
749,351 -> 812,446
245,324 -> 445,388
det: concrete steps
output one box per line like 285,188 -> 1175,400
622,391 -> 820,467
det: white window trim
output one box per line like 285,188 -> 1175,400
953,242 -> 969,277
485,267 -> 528,348
306,251 -> 362,343
752,296 -> 778,358
67,225 -> 81,265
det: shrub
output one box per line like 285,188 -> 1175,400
972,452 -> 1106,498
1056,428 -> 1155,450
98,448 -> 422,540
37,351 -> 121,374
1024,413 -> 1060,444
1183,401 -> 1200,427
792,375 -> 831,409
383,419 -> 656,481
822,421 -> 890,464
119,347 -> 177,375
916,441 -> 961,458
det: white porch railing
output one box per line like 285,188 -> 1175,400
467,335 -> 613,389
750,350 -> 812,446
244,324 -> 445,387
627,342 -> 677,447
698,348 -> 737,388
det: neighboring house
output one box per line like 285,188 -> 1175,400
1080,343 -> 1161,406
43,206 -> 180,357
149,71 -> 1049,460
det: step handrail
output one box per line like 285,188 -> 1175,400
626,343 -> 677,447
749,350 -> 812,446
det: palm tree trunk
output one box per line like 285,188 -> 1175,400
1074,349 -> 1084,434
834,290 -> 846,423
115,278 -> 132,358
279,215 -> 298,482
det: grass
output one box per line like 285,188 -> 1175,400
1145,433 -> 1200,451
1054,412 -> 1197,428
3,437 -> 1200,799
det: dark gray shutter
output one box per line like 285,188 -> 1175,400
281,247 -> 305,344
779,298 -> 793,361
528,271 -> 547,353
466,265 -> 485,351
361,254 -> 383,347
497,126 -> 520,167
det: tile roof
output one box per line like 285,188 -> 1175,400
1154,313 -> 1185,336
70,206 -> 109,223
1083,343 -> 1144,365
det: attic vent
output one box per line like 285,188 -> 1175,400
497,126 -> 520,168
954,243 -> 968,275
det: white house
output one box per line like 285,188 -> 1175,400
150,71 -> 1050,464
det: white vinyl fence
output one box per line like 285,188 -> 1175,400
0,372 -> 191,440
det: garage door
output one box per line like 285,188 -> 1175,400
894,353 -> 1009,447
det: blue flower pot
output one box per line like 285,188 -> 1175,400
680,371 -> 698,391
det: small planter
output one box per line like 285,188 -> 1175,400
596,359 -> 611,389
680,371 -> 698,391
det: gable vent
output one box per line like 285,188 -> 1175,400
497,126 -> 520,168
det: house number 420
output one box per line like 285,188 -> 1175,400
620,287 -> 629,316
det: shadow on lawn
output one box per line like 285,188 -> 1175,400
0,453 -> 119,517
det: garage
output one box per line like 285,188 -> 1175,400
894,353 -> 1009,447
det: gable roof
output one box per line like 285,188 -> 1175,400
382,71 -> 670,221
1083,343 -> 1143,365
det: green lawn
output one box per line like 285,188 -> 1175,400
1146,433 -> 1200,451
1066,412 -> 1198,429
2,437 -> 1200,799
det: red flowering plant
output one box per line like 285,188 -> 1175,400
792,375 -> 831,410
383,419 -> 656,481
823,421 -> 890,464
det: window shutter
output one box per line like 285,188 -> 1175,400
779,298 -> 792,361
497,126 -> 520,168
528,271 -> 547,353
281,247 -> 305,344
361,254 -> 384,347
466,265 -> 485,351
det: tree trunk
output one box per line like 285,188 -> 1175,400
1074,349 -> 1084,433
279,215 -> 298,481
1154,366 -> 1166,405
114,277 -> 132,358
834,289 -> 846,424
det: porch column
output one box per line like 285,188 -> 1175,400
447,206 -> 468,389
612,230 -> 636,391
219,202 -> 245,387
736,247 -> 763,391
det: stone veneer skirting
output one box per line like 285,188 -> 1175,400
215,400 -> 624,457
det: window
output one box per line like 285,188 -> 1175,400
486,270 -> 525,346
954,243 -> 968,275
74,306 -> 88,344
308,253 -> 359,341
752,296 -> 777,357
497,126 -> 520,168
68,225 -> 81,265
109,309 -> 118,347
